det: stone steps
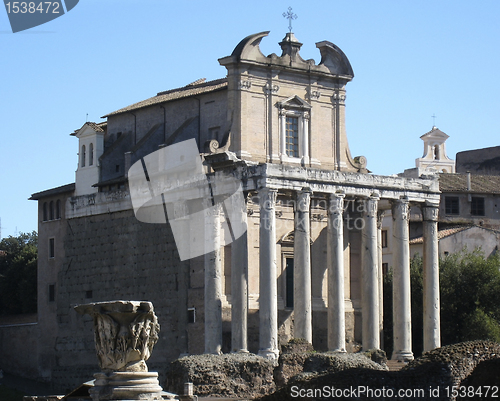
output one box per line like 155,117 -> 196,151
386,360 -> 407,371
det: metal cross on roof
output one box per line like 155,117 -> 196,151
431,114 -> 437,127
283,7 -> 297,33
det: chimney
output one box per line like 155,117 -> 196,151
466,171 -> 471,191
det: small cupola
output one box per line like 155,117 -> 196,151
71,122 -> 106,196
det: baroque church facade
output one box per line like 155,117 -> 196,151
30,31 -> 441,389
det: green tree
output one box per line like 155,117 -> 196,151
0,231 -> 38,315
383,249 -> 500,358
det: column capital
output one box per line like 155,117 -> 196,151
392,197 -> 410,221
259,188 -> 278,210
328,192 -> 345,216
296,188 -> 312,212
363,194 -> 380,218
422,204 -> 439,221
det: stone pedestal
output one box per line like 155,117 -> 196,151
75,300 -> 163,401
91,372 -> 163,400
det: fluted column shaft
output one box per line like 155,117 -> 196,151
361,195 -> 380,350
204,202 -> 222,355
392,198 -> 413,361
258,188 -> 279,360
294,189 -> 312,343
423,205 -> 441,352
327,193 -> 346,352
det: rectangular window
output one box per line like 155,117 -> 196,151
471,197 -> 485,216
49,238 -> 55,258
382,263 -> 389,276
48,284 -> 55,302
85,290 -> 93,299
188,307 -> 196,323
381,230 -> 388,248
445,196 -> 459,215
285,116 -> 299,158
285,257 -> 294,308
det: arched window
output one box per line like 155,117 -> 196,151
81,145 -> 86,167
89,143 -> 94,166
56,199 -> 61,219
49,201 -> 54,220
43,202 -> 48,221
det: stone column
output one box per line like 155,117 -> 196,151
423,204 -> 441,352
392,198 -> 413,361
204,201 -> 222,355
231,195 -> 249,353
377,210 -> 385,349
361,194 -> 380,350
258,188 -> 279,360
294,188 -> 312,343
327,192 -> 346,352
174,201 -> 190,356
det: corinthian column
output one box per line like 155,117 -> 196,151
258,188 -> 279,360
204,201 -> 222,355
361,194 -> 380,350
231,194 -> 248,353
327,192 -> 346,352
423,204 -> 441,352
392,197 -> 413,361
294,188 -> 312,343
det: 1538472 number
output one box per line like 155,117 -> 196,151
5,2 -> 61,14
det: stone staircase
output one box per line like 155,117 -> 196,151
386,360 -> 407,371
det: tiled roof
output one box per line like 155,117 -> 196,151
439,173 -> 500,194
29,183 -> 75,200
102,78 -> 228,118
410,225 -> 484,244
71,121 -> 107,136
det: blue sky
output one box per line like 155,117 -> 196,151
1,0 -> 499,238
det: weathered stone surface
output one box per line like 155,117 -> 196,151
74,301 -> 160,372
259,341 -> 500,401
165,353 -> 275,398
402,340 -> 500,388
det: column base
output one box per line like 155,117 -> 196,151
328,348 -> 347,353
392,350 -> 414,362
90,371 -> 163,400
258,348 -> 279,361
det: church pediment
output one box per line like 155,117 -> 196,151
278,95 -> 311,111
420,127 -> 449,141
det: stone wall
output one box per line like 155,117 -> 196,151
48,209 -> 189,392
0,322 -> 38,378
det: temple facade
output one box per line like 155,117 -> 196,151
29,31 -> 441,389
